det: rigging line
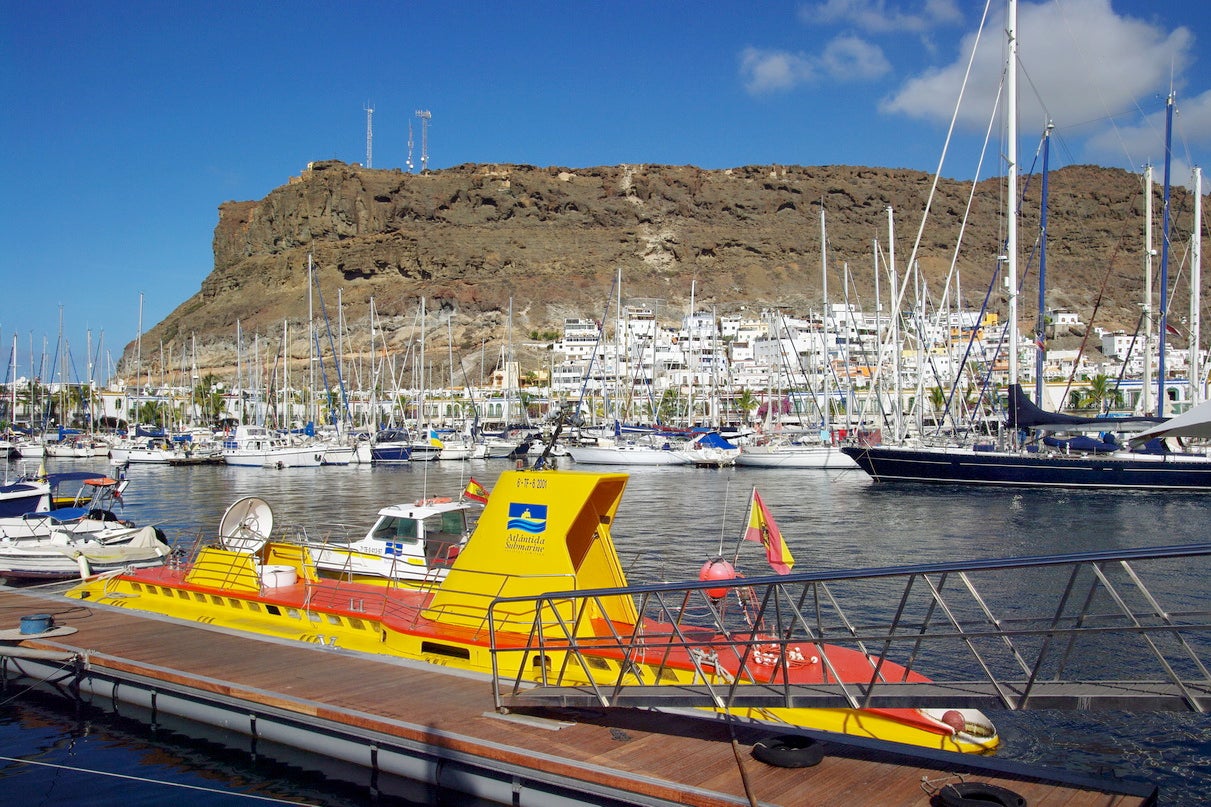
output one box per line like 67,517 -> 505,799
0,755 -> 312,804
888,0 -> 994,348
1047,0 -> 1160,176
0,656 -> 80,708
1058,196 -> 1135,406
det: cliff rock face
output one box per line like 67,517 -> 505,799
137,161 -> 1205,380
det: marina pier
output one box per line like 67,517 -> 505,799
1,583 -> 1162,806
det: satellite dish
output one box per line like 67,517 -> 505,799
219,496 -> 273,553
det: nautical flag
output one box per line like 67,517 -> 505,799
428,429 -> 444,447
1165,322 -> 1181,337
463,477 -> 490,504
1035,334 -> 1046,351
743,489 -> 794,575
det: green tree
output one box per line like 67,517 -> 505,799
192,374 -> 226,426
734,389 -> 759,425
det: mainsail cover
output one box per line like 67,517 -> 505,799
1008,384 -> 1162,431
1129,399 -> 1211,444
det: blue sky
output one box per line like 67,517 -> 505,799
3,0 -> 1208,385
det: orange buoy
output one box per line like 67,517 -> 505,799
699,558 -> 736,599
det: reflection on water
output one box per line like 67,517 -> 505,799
3,457 -> 1209,805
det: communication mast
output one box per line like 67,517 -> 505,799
364,103 -> 374,168
406,119 -> 414,172
415,109 -> 431,172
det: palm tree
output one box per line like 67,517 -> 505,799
733,389 -> 759,426
1084,374 -> 1121,414
193,374 -> 225,427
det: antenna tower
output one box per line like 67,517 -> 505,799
364,103 -> 374,168
415,109 -> 431,172
406,120 -> 414,172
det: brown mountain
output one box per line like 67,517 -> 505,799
134,160 -> 1207,381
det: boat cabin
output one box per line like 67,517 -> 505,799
308,498 -> 473,584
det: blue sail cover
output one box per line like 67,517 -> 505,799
694,432 -> 738,449
1008,384 -> 1162,431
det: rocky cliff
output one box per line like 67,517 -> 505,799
134,160 -> 1207,382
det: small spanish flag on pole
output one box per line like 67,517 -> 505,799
463,477 -> 490,504
743,489 -> 794,575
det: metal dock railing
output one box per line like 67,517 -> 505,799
488,543 -> 1211,714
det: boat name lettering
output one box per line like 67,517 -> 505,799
514,477 -> 547,489
504,532 -> 545,553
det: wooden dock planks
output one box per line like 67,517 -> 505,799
1,589 -> 1155,806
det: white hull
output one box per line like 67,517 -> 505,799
0,525 -> 170,580
224,446 -> 324,468
12,441 -> 45,459
737,443 -> 859,469
321,445 -> 356,465
222,425 -> 324,468
567,444 -> 690,466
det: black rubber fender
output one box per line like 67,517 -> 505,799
936,781 -> 1027,807
750,734 -> 824,768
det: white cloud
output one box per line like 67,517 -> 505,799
880,0 -> 1204,169
822,35 -> 892,80
1087,88 -> 1211,183
740,48 -> 816,94
740,35 -> 889,94
800,0 -> 962,34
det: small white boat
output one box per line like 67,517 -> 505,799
222,425 -> 324,468
0,475 -> 131,541
299,495 -> 476,585
567,435 -> 691,466
737,434 -> 859,469
0,524 -> 171,581
678,432 -> 742,467
0,476 -> 50,518
217,493 -> 479,587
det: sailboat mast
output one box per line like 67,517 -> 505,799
1005,0 -> 1020,390
820,203 -> 830,434
1035,122 -> 1053,404
1158,91 -> 1175,418
1192,167 -> 1204,404
1143,166 -> 1154,415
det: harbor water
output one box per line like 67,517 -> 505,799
2,457 -> 1209,805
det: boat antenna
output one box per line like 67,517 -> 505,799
730,485 -> 756,566
716,479 -> 731,556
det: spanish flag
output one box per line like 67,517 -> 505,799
743,489 -> 794,575
463,477 -> 490,504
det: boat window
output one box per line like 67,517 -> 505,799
176,590 -> 188,599
438,511 -> 466,535
209,595 -> 223,605
371,516 -> 419,543
583,656 -> 610,671
193,592 -> 206,602
347,618 -> 364,630
420,641 -> 471,660
326,614 -> 341,626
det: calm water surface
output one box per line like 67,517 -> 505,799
2,457 -> 1208,804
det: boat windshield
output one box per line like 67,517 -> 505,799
370,516 -> 419,543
